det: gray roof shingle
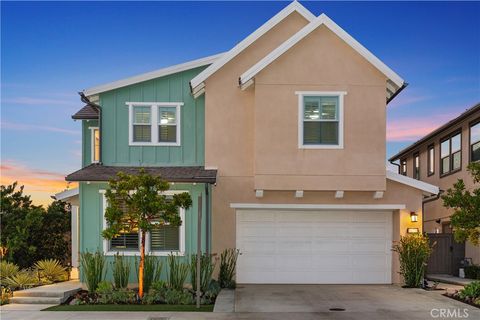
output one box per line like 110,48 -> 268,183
66,164 -> 217,184
72,104 -> 99,120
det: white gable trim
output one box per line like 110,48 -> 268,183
386,170 -> 439,195
240,13 -> 404,90
54,188 -> 79,201
83,53 -> 225,97
189,1 -> 315,94
230,203 -> 405,210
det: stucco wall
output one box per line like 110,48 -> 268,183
253,26 -> 387,191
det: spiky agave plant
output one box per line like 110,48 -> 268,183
34,259 -> 68,283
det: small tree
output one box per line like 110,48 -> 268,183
102,169 -> 192,298
393,234 -> 432,288
442,162 -> 480,245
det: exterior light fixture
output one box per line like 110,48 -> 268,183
410,212 -> 418,223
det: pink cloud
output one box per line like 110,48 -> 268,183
387,112 -> 458,142
1,121 -> 79,135
0,160 -> 77,207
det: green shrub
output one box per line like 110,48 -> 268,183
112,254 -> 130,289
219,248 -> 239,288
392,234 -> 432,288
96,281 -> 114,304
80,251 -> 106,292
164,288 -> 194,305
34,259 -> 68,283
5,270 -> 37,289
167,255 -> 189,290
111,289 -> 136,304
143,281 -> 167,304
190,254 -> 215,293
0,261 -> 19,282
459,281 -> 480,300
464,265 -> 480,280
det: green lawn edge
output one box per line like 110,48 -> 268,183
42,304 -> 214,312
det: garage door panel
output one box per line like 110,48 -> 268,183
312,239 -> 350,252
277,240 -> 312,253
236,209 -> 392,284
240,240 -> 276,253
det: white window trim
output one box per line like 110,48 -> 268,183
127,102 -> 183,147
296,91 -> 346,149
100,189 -> 186,256
89,127 -> 99,163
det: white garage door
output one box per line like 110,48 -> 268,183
236,209 -> 392,284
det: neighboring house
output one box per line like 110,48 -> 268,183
389,103 -> 480,274
66,1 -> 438,285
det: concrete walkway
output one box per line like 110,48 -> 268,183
427,274 -> 475,286
2,284 -> 479,320
10,280 -> 82,304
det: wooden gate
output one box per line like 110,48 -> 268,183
427,233 -> 465,276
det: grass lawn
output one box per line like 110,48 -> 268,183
43,304 -> 214,312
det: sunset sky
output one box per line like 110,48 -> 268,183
1,1 -> 479,206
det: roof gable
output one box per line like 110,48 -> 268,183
239,14 -> 405,102
189,1 -> 315,96
83,53 -> 224,97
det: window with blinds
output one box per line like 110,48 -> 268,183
150,225 -> 180,251
110,229 -> 139,250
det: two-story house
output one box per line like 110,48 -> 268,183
66,1 -> 438,285
389,103 -> 480,275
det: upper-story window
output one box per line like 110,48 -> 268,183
127,102 -> 182,146
427,144 -> 435,176
470,120 -> 480,162
296,91 -> 346,149
90,127 -> 100,163
440,131 -> 461,176
400,159 -> 407,176
413,152 -> 420,180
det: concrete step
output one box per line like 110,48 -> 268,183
10,296 -> 64,305
13,287 -> 79,298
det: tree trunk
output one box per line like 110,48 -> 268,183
138,231 -> 146,298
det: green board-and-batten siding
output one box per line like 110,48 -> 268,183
79,181 -> 211,284
82,66 -> 206,167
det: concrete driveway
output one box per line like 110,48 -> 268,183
235,284 -> 480,319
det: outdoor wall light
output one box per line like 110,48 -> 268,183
410,212 -> 418,223
407,228 -> 420,234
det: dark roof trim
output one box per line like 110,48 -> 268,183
72,104 -> 99,120
387,83 -> 408,104
389,102 -> 480,162
66,164 -> 217,184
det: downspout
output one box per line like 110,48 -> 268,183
389,160 -> 401,174
421,190 -> 444,235
205,183 -> 210,255
79,92 -> 102,164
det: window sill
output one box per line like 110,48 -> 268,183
104,251 -> 184,257
440,168 -> 462,178
129,142 -> 181,147
299,144 -> 344,150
